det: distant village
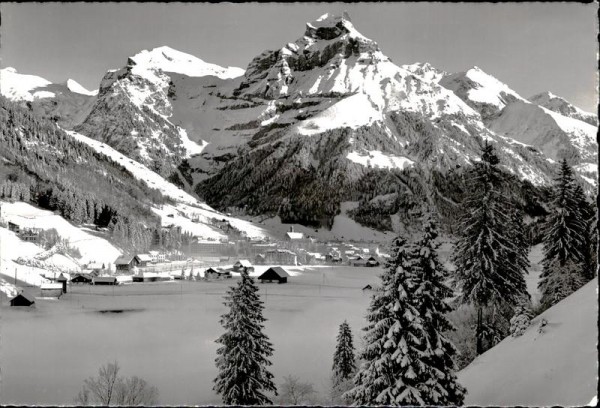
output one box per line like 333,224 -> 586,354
4,213 -> 388,303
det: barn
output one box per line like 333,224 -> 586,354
258,267 -> 289,284
9,292 -> 35,307
71,274 -> 93,284
93,276 -> 117,285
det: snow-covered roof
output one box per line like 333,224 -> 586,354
136,254 -> 152,262
286,231 -> 304,240
235,259 -> 252,267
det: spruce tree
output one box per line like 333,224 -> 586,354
539,159 -> 589,308
332,320 -> 356,386
413,214 -> 466,405
214,271 -> 277,405
452,141 -> 529,354
347,230 -> 465,406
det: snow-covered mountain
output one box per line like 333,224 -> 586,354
439,66 -> 527,120
3,13 -> 597,231
0,67 -> 96,127
529,91 -> 598,126
195,13 -> 586,226
73,46 -> 245,179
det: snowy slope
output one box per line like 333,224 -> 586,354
65,130 -> 270,240
489,100 -> 597,166
439,66 -> 526,119
0,67 -> 53,101
530,91 -> 598,127
458,280 -> 598,406
1,201 -> 122,265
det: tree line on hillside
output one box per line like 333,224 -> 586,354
210,142 -> 596,406
0,96 -> 194,253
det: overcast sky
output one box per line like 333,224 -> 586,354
1,2 -> 597,112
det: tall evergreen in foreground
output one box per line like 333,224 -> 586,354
539,159 -> 590,309
332,321 -> 356,385
452,142 -> 529,354
214,272 -> 277,405
347,227 -> 465,406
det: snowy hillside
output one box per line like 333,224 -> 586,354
1,201 -> 122,265
65,130 -> 270,240
439,66 -> 526,119
458,280 -> 598,406
489,100 -> 597,165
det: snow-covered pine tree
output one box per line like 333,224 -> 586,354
452,141 -> 529,355
213,271 -> 277,405
346,235 -> 424,405
539,159 -> 589,308
332,320 -> 356,385
413,213 -> 466,405
509,296 -> 533,337
347,230 -> 465,406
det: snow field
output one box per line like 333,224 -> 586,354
458,280 -> 598,406
1,201 -> 121,265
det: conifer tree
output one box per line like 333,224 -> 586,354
452,141 -> 529,354
332,321 -> 356,386
539,159 -> 589,308
413,214 -> 466,405
214,271 -> 277,405
347,230 -> 465,406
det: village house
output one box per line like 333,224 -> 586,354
284,226 -> 304,241
204,267 -> 232,280
136,254 -> 152,267
114,255 -> 141,272
258,267 -> 289,284
233,259 -> 254,272
71,273 -> 93,284
351,256 -> 380,267
255,249 -> 298,265
10,292 -> 36,307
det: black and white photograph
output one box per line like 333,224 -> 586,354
0,2 -> 597,406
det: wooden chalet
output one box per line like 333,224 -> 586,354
136,254 -> 152,267
258,267 -> 289,284
10,292 -> 35,307
114,255 -> 140,272
71,274 -> 93,284
205,267 -> 232,280
351,256 -> 380,267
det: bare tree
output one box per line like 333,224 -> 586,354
74,361 -> 159,406
278,375 -> 316,405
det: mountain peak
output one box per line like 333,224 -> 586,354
304,12 -> 367,41
65,78 -> 98,96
